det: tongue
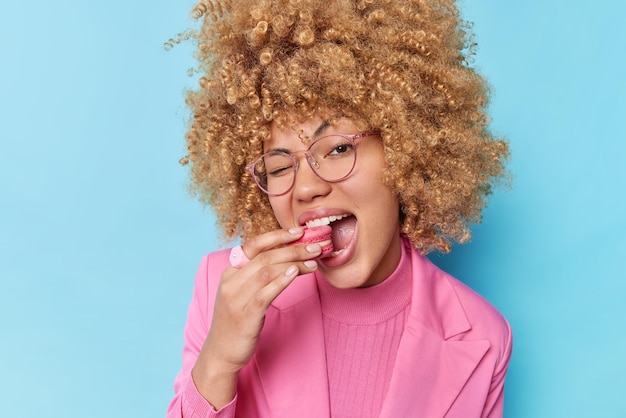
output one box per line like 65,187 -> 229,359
331,216 -> 356,250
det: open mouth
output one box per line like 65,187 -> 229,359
305,214 -> 357,257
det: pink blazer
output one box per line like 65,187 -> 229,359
167,238 -> 512,417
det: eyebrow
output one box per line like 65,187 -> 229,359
312,120 -> 331,139
266,120 -> 332,154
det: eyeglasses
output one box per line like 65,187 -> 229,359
247,131 -> 379,196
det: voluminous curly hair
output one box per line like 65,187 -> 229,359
181,0 -> 508,253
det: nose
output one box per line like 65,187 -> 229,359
292,153 -> 332,202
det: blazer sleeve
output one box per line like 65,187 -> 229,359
481,318 -> 513,418
166,254 -> 238,418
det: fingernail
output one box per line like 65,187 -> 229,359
306,243 -> 321,253
289,227 -> 304,235
304,260 -> 318,269
285,265 -> 298,277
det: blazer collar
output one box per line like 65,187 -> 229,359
380,239 -> 490,417
405,237 -> 472,339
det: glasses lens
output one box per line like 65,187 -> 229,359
254,151 -> 295,195
309,135 -> 357,181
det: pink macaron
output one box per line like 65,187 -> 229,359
292,225 -> 334,259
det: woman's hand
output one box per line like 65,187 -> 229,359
191,227 -> 321,409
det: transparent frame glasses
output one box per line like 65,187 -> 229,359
247,131 -> 379,196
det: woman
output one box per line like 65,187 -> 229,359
167,0 -> 511,417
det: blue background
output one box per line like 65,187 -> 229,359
1,0 -> 624,416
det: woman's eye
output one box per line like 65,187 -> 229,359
268,165 -> 292,177
328,143 -> 353,156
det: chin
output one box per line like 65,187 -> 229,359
317,263 -> 372,289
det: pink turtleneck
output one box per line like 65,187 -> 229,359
315,241 -> 412,418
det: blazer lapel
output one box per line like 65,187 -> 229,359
380,242 -> 490,417
380,322 -> 489,417
254,273 -> 330,418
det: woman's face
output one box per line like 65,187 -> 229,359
267,115 -> 402,288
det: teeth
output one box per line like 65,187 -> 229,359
306,214 -> 349,228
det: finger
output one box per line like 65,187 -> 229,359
222,250 -> 319,304
249,261 -> 318,312
249,240 -> 322,270
241,227 -> 305,260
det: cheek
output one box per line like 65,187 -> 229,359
353,173 -> 399,220
352,168 -> 394,201
268,196 -> 291,228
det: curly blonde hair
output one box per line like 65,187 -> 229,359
181,0 -> 508,253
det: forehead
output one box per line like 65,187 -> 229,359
266,116 -> 357,150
